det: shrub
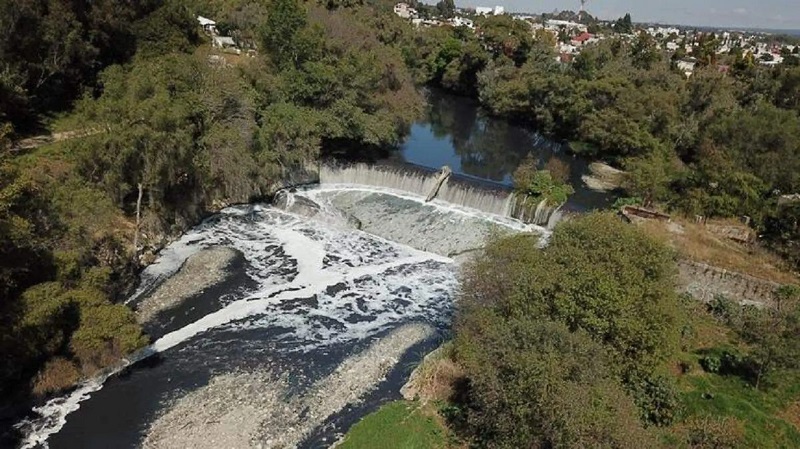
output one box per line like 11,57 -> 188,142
700,355 -> 722,374
683,415 -> 745,449
629,374 -> 681,427
455,315 -> 657,448
32,357 -> 81,397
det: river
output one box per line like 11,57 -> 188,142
12,92 -> 606,449
399,89 -> 614,213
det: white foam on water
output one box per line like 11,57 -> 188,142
17,375 -> 112,449
15,187 -> 532,448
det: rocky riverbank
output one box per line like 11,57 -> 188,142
135,247 -> 239,324
142,323 -> 435,449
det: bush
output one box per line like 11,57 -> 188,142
32,357 -> 81,397
629,374 -> 681,427
683,416 -> 745,449
513,154 -> 575,206
455,315 -> 657,448
700,355 -> 722,374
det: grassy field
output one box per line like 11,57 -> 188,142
337,401 -> 450,449
668,304 -> 800,448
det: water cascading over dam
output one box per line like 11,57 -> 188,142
319,162 -> 564,228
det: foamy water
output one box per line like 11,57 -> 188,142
15,188 -> 538,448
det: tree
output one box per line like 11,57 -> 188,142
260,0 -> 315,69
631,32 -> 661,70
459,213 -> 681,377
614,13 -> 633,34
513,154 -> 574,206
623,146 -> 683,207
435,0 -> 455,18
455,316 -> 657,448
735,288 -> 800,389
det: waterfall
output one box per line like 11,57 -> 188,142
319,162 -> 566,227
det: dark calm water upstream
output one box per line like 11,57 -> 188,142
398,89 -> 615,212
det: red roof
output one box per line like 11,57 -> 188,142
573,32 -> 593,43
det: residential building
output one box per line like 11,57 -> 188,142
393,3 -> 417,19
197,16 -> 217,35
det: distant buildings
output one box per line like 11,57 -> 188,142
676,57 -> 698,77
475,6 -> 505,16
451,17 -> 475,29
197,15 -> 249,56
393,3 -> 418,19
571,32 -> 595,47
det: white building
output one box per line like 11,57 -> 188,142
451,17 -> 475,29
213,36 -> 238,53
475,6 -> 493,15
197,16 -> 217,35
393,3 -> 417,19
677,57 -> 698,76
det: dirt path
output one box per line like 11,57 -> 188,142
11,129 -> 101,152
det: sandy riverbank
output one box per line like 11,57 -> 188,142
135,247 -> 239,324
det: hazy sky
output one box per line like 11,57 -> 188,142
456,1 -> 800,29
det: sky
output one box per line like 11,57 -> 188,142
455,0 -> 800,29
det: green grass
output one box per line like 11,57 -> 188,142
677,360 -> 800,448
666,303 -> 800,448
338,400 -> 450,449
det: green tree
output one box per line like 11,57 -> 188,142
631,32 -> 662,70
435,0 -> 455,18
260,0 -> 316,69
614,13 -> 633,34
460,213 -> 681,378
513,154 -> 574,206
455,316 -> 658,448
736,289 -> 800,389
623,146 -> 683,207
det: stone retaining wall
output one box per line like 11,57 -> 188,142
677,260 -> 783,307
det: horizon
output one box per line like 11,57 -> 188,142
443,1 -> 800,30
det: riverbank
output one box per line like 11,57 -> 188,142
142,323 -> 435,449
135,247 -> 239,324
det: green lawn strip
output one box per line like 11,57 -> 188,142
338,400 -> 449,449
678,371 -> 800,448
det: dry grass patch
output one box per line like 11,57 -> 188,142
403,344 -> 465,404
779,400 -> 800,433
639,217 -> 798,285
32,357 -> 81,397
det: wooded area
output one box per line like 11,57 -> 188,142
401,13 -> 800,270
1,0 -> 420,404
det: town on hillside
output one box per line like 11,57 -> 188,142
393,2 -> 800,76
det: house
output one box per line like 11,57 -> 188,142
393,3 -> 417,19
197,16 -> 217,35
213,36 -> 238,52
451,16 -> 474,29
475,6 -> 493,15
571,32 -> 594,46
676,57 -> 698,76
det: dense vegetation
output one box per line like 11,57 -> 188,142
2,2 -> 799,447
0,0 -> 419,403
445,214 -> 800,448
399,14 -> 800,270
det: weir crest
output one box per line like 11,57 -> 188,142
319,162 -> 565,228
